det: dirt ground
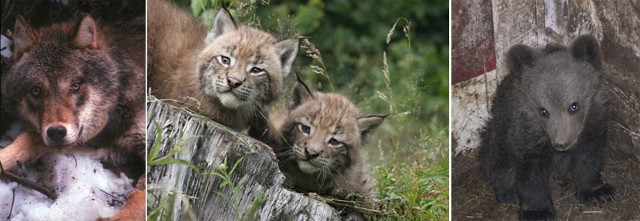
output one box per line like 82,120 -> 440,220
452,147 -> 640,220
452,37 -> 640,221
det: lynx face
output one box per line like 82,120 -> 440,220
281,81 -> 386,175
196,9 -> 299,109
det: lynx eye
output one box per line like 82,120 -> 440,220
249,67 -> 264,75
328,138 -> 342,146
298,124 -> 311,135
217,55 -> 231,66
569,102 -> 579,113
30,86 -> 41,97
539,107 -> 550,118
70,82 -> 81,92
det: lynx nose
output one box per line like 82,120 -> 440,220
304,148 -> 321,159
47,126 -> 67,143
227,77 -> 243,89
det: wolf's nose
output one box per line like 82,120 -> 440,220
227,77 -> 243,89
47,126 -> 67,143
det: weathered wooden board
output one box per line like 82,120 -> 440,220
146,99 -> 341,221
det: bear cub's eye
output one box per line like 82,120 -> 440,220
298,124 -> 311,135
539,107 -> 550,117
569,102 -> 579,113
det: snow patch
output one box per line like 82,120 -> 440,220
0,153 -> 134,221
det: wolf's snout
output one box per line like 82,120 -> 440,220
47,126 -> 67,143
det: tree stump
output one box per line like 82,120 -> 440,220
146,99 -> 341,221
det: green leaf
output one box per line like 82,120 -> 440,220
153,158 -> 200,174
147,121 -> 164,162
191,0 -> 204,16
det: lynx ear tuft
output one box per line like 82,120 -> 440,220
274,38 -> 300,78
357,114 -> 387,144
205,8 -> 237,45
290,75 -> 314,110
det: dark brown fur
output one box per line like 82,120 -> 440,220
480,35 -> 613,221
1,13 -> 145,221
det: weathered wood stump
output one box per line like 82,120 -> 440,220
146,99 -> 341,220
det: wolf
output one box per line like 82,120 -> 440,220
479,35 -> 614,221
147,0 -> 299,137
0,14 -> 145,220
267,78 -> 386,220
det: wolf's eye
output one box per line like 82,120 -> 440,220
298,124 -> 311,135
30,87 -> 41,97
217,56 -> 231,66
569,102 -> 579,113
328,138 -> 342,146
249,67 -> 264,75
70,82 -> 81,92
539,107 -> 550,118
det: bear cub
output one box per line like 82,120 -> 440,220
480,35 -> 615,221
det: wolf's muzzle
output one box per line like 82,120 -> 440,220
47,125 -> 67,144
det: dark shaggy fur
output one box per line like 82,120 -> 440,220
480,35 -> 614,221
1,6 -> 146,220
2,14 -> 145,161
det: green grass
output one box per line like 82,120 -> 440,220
147,127 -> 266,221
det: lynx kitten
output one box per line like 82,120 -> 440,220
148,0 -> 299,134
270,79 -> 386,216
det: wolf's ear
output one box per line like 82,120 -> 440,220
569,35 -> 602,70
290,75 -> 313,110
357,114 -> 387,145
205,8 -> 237,45
506,44 -> 538,75
274,39 -> 300,78
12,16 -> 36,60
73,14 -> 99,49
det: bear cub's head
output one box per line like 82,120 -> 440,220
506,35 -> 605,151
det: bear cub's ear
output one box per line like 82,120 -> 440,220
506,44 -> 538,75
569,34 -> 602,70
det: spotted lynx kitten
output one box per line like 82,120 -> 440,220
268,78 -> 386,219
148,0 -> 299,134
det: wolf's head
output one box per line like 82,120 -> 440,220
2,15 -> 119,147
507,35 -> 605,151
196,8 -> 299,110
